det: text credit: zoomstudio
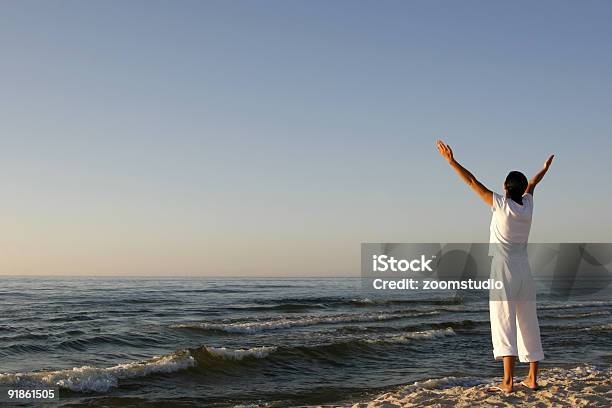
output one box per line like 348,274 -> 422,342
360,243 -> 612,301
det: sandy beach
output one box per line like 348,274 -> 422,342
348,365 -> 611,408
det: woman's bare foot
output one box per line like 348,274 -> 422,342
521,378 -> 538,390
524,361 -> 540,390
489,382 -> 513,393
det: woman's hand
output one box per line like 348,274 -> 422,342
544,154 -> 554,170
527,154 -> 555,195
435,139 -> 492,206
436,140 -> 454,163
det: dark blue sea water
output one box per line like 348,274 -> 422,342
0,277 -> 610,407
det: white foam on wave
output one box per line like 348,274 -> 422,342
0,350 -> 195,393
404,375 -> 490,391
205,346 -> 277,360
364,328 -> 456,344
172,311 -> 439,334
539,300 -> 612,310
554,310 -> 610,319
352,298 -> 375,304
579,322 -> 612,331
543,364 -> 611,380
0,344 -> 283,393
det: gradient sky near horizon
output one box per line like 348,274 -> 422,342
1,1 -> 611,276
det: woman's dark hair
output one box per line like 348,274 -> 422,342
504,171 -> 528,203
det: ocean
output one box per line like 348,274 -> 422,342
0,277 -> 610,407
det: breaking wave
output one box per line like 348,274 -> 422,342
0,345 -> 275,393
0,327 -> 456,394
0,350 -> 196,393
171,310 -> 440,334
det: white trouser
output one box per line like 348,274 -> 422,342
489,255 -> 544,362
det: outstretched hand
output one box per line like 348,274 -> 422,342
435,139 -> 492,205
544,154 -> 554,170
526,154 -> 555,195
436,140 -> 454,163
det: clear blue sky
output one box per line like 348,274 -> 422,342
1,1 -> 611,276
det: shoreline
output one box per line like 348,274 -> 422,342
340,365 -> 611,408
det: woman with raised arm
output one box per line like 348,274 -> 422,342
436,140 -> 554,393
